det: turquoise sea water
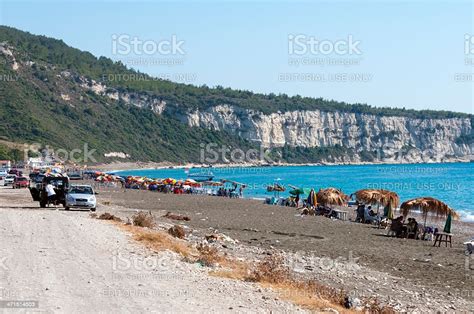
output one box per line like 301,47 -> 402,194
114,163 -> 474,221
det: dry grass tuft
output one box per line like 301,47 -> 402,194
168,225 -> 186,239
163,211 -> 190,221
132,211 -> 156,228
209,260 -> 250,280
363,297 -> 398,314
121,224 -> 195,258
245,255 -> 353,313
249,254 -> 290,283
89,213 -> 98,219
97,212 -> 122,221
113,222 -> 392,313
196,243 -> 223,267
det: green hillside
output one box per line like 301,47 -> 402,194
0,27 -> 257,163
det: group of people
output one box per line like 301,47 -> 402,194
355,203 -> 379,223
389,216 -> 437,240
216,186 -> 243,198
121,176 -> 246,199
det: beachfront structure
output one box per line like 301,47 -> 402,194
27,157 -> 58,170
0,160 -> 11,170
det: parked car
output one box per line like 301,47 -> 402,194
67,171 -> 83,180
29,176 -> 69,208
4,174 -> 16,186
13,176 -> 29,189
0,169 -> 7,180
65,184 -> 97,211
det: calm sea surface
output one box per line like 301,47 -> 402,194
114,163 -> 474,221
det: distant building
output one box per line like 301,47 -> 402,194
0,160 -> 11,170
27,157 -> 44,169
27,157 -> 60,170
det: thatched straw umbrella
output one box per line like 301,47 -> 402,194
400,197 -> 459,227
354,189 -> 400,227
354,189 -> 399,208
317,188 -> 349,207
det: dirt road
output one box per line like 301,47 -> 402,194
0,186 -> 302,313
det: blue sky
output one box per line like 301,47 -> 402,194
0,0 -> 472,113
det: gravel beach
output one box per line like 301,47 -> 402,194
1,182 -> 473,312
97,185 -> 474,312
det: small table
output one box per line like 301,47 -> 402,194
334,209 -> 348,221
433,232 -> 453,247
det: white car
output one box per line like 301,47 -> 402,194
65,185 -> 97,211
4,175 -> 16,186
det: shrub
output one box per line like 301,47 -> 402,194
249,255 -> 290,283
97,212 -> 121,221
168,225 -> 186,239
131,211 -> 156,228
196,243 -> 221,267
163,212 -> 190,221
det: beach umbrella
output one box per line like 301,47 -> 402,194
385,204 -> 394,220
355,189 -> 399,213
355,189 -> 399,227
317,188 -> 349,206
267,183 -> 286,192
443,213 -> 452,234
400,197 -> 459,227
354,189 -> 384,205
306,189 -> 317,206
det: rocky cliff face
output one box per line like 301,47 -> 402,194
76,76 -> 472,163
179,105 -> 473,163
